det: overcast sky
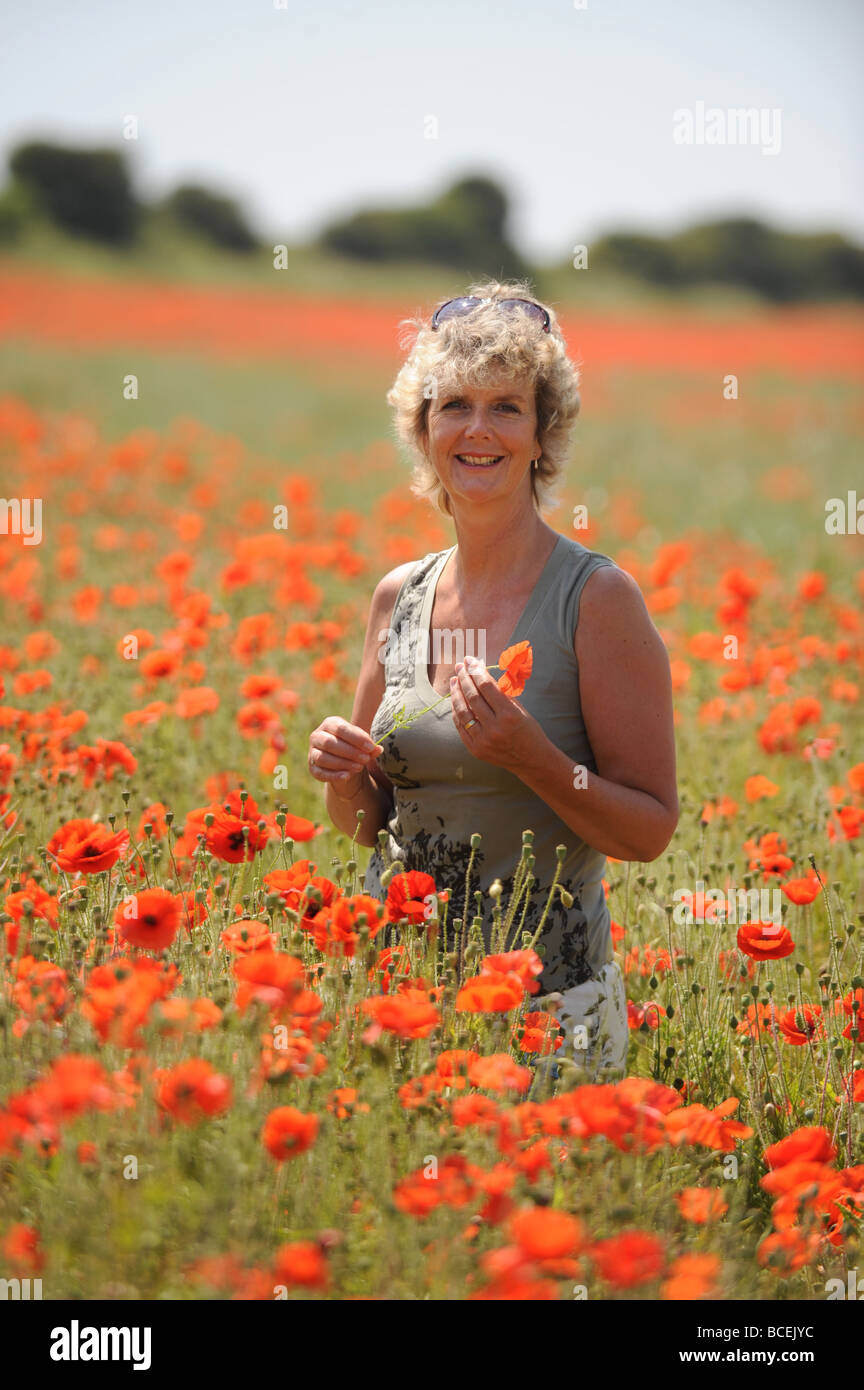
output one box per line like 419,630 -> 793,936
2,0 -> 862,261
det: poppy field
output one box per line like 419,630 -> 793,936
0,267 -> 863,1301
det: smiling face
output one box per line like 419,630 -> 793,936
422,373 -> 542,510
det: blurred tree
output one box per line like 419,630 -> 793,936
318,172 -> 530,278
8,141 -> 140,244
160,183 -> 258,252
591,216 -> 864,301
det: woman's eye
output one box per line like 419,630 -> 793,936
442,400 -> 519,411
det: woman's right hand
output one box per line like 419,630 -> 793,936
308,717 -> 383,797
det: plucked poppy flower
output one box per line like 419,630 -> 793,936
674,1188 -> 728,1223
661,1253 -> 720,1300
155,1059 -> 232,1125
272,1241 -> 329,1290
510,1206 -> 584,1259
114,888 -> 181,951
763,1125 -> 836,1169
778,1004 -> 824,1045
736,920 -> 795,960
46,817 -> 130,874
496,641 -> 533,697
589,1231 -> 665,1288
261,1105 -> 318,1161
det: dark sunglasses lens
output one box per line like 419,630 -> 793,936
499,299 -> 550,330
433,297 -> 481,327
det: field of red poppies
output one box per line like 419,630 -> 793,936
0,264 -> 863,1300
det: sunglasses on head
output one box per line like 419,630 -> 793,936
431,296 -> 551,333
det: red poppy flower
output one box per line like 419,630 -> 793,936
510,1206 -> 584,1259
763,1126 -> 836,1169
736,920 -> 795,960
496,641 -> 533,697
114,888 -> 180,951
46,817 -> 130,874
261,1105 -> 318,1160
778,1004 -> 824,1045
781,874 -> 822,905
155,1059 -> 232,1125
674,1188 -> 728,1223
589,1231 -> 665,1288
272,1241 -> 329,1290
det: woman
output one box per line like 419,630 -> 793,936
307,278 -> 679,1077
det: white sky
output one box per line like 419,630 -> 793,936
2,0 -> 862,260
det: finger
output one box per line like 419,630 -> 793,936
460,657 -> 506,711
332,722 -> 383,756
309,747 -> 363,781
449,678 -> 481,735
318,731 -> 381,765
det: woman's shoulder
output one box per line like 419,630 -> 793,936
556,530 -> 619,572
370,547 -> 450,622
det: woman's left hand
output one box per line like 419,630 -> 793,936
449,655 -> 542,772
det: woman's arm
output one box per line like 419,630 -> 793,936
322,563 -> 413,849
507,565 -> 679,862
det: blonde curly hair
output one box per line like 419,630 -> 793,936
386,277 -> 580,518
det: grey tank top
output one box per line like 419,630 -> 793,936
363,530 -> 618,991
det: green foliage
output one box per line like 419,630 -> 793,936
159,184 -> 258,252
318,173 -> 530,279
9,141 -> 141,245
590,217 -> 864,302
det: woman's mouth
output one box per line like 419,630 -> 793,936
455,454 -> 504,468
